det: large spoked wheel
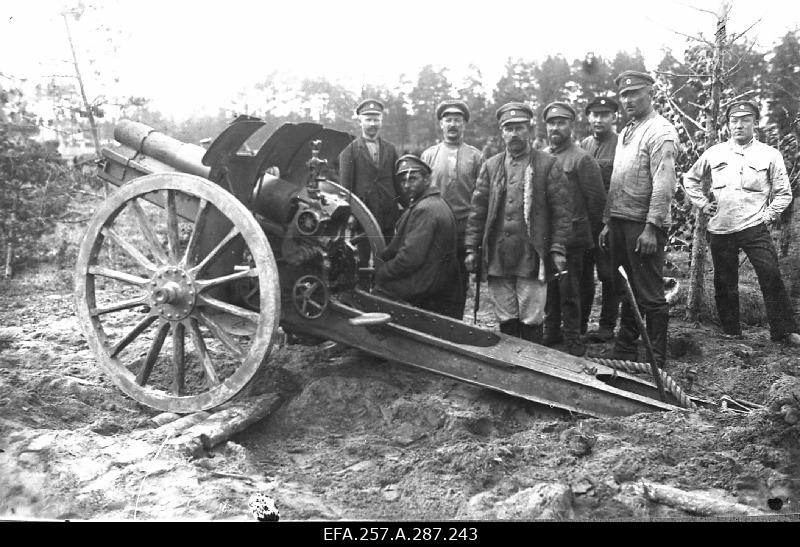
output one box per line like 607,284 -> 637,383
319,180 -> 386,282
75,173 -> 280,412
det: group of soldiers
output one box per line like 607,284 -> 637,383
337,69 -> 800,369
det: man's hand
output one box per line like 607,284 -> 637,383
635,223 -> 658,257
551,251 -> 567,274
598,224 -> 610,252
464,252 -> 477,274
701,201 -> 718,217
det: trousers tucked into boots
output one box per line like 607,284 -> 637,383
500,319 -> 521,337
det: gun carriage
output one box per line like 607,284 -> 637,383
75,117 -> 684,417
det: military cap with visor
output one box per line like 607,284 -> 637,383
726,100 -> 759,120
496,102 -> 534,126
542,101 -> 577,122
356,98 -> 385,116
615,70 -> 655,94
436,100 -> 470,122
395,154 -> 432,177
585,96 -> 619,115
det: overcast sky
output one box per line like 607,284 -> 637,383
2,0 -> 798,119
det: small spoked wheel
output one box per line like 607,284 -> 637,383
292,275 -> 328,319
74,173 -> 280,412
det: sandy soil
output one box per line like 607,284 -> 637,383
1,267 -> 799,521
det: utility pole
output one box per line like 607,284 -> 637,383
62,11 -> 102,159
685,1 -> 729,322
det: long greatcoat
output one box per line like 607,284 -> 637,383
375,187 -> 461,318
338,136 -> 403,241
464,148 -> 572,281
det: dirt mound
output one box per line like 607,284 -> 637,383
2,271 -> 800,520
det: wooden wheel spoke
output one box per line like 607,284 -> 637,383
245,286 -> 259,299
349,232 -> 367,243
129,198 -> 169,264
197,311 -> 246,359
102,227 -> 158,272
109,315 -> 157,358
166,190 -> 181,262
189,227 -> 241,276
195,267 -> 258,291
197,294 -> 260,323
172,322 -> 185,396
91,294 -> 149,316
188,318 -> 220,387
182,198 -> 208,267
88,265 -> 149,286
136,322 -> 170,386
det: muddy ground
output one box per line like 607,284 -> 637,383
1,264 -> 800,522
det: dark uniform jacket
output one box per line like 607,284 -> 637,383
580,132 -> 618,191
338,136 -> 403,240
375,187 -> 461,316
549,141 -> 607,248
464,148 -> 572,282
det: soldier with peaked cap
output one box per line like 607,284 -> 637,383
421,100 -> 484,319
542,101 -> 607,356
339,98 -> 404,245
597,70 -> 679,369
683,99 -> 800,347
374,155 -> 462,318
580,96 -> 621,343
464,102 -> 572,342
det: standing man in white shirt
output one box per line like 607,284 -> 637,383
683,99 -> 800,346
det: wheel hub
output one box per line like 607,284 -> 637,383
150,267 -> 196,321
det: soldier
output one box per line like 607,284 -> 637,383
683,100 -> 800,347
374,155 -> 461,318
421,100 -> 484,319
338,99 -> 404,244
464,102 -> 572,342
580,96 -> 621,342
598,71 -> 679,368
542,101 -> 607,356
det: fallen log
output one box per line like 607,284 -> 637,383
155,410 -> 211,436
640,481 -> 766,516
169,394 -> 281,457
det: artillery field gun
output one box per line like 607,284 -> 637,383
75,117 -> 686,418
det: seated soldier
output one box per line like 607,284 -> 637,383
374,155 -> 462,318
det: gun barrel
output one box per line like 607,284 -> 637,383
114,119 -> 211,179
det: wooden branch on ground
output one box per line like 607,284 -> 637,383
640,481 -> 766,516
169,395 -> 281,457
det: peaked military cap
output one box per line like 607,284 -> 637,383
543,101 -> 577,122
356,98 -> 384,116
436,100 -> 470,122
615,70 -> 655,94
496,102 -> 534,126
395,154 -> 432,177
585,96 -> 619,115
726,100 -> 759,120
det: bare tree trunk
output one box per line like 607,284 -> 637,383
62,13 -> 102,160
4,190 -> 18,279
685,2 -> 729,322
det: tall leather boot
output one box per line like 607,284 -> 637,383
646,310 -> 669,369
500,319 -> 521,337
520,323 -> 543,344
597,300 -> 638,361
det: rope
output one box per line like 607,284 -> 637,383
589,357 -> 697,410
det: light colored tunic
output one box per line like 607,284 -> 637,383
683,138 -> 792,234
603,110 -> 678,229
